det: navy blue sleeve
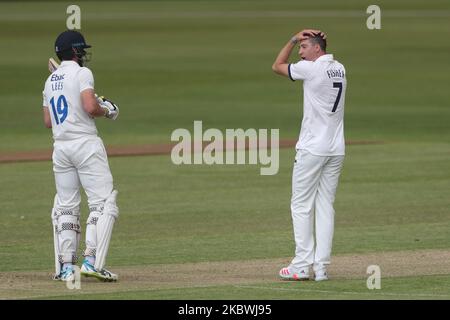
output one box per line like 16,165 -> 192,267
288,64 -> 295,82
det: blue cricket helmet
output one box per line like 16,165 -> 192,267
55,30 -> 91,53
54,30 -> 92,66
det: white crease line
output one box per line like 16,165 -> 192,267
2,283 -> 228,300
234,285 -> 450,298
4,281 -> 450,299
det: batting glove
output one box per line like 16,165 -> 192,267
96,95 -> 119,120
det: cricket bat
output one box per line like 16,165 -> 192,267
48,57 -> 59,73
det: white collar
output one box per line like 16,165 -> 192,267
315,54 -> 334,62
60,60 -> 79,67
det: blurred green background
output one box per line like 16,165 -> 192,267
0,0 -> 449,152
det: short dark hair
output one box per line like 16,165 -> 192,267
57,49 -> 75,61
308,35 -> 327,52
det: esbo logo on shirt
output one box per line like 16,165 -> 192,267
51,74 -> 65,81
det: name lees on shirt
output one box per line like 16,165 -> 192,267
51,73 -> 65,91
326,69 -> 345,79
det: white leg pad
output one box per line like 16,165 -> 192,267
51,195 -> 61,276
94,190 -> 119,270
51,194 -> 81,276
84,208 -> 102,257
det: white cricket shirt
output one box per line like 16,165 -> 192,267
289,54 -> 346,156
43,60 -> 98,141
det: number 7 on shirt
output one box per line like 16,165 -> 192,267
332,82 -> 342,113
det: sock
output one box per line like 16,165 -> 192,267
85,255 -> 95,265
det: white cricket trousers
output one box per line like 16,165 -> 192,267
53,136 -> 113,208
52,135 -> 113,261
290,149 -> 344,272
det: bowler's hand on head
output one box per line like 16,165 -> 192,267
293,30 -> 312,42
294,29 -> 327,42
311,30 -> 327,39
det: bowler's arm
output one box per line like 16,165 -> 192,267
272,40 -> 296,77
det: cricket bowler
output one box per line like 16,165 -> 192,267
42,30 -> 120,282
272,29 -> 347,281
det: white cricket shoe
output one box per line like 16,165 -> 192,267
58,265 -> 76,282
314,269 -> 329,281
80,259 -> 118,282
279,266 -> 310,281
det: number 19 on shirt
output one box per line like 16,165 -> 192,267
50,95 -> 69,125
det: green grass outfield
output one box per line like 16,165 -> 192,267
1,144 -> 450,299
0,0 -> 450,300
43,276 -> 450,300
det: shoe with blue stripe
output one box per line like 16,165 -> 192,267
58,265 -> 76,282
80,259 -> 118,282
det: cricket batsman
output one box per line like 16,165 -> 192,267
272,29 -> 347,281
42,30 -> 120,282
